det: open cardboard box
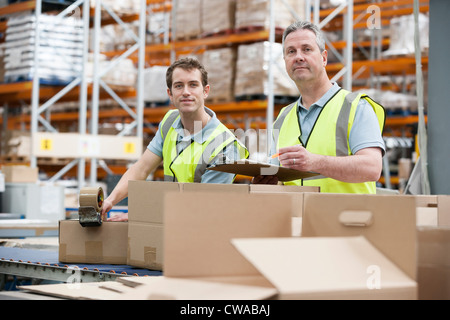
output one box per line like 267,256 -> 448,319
91,192 -> 418,299
159,192 -> 417,300
21,191 -> 294,300
157,192 -> 417,300
28,192 -> 419,300
127,181 -> 318,270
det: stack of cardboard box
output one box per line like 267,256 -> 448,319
203,47 -> 236,103
51,181 -> 450,300
234,41 -> 298,99
235,0 -> 305,30
201,0 -> 236,36
174,0 -> 202,40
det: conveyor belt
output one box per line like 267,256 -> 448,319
0,247 -> 162,289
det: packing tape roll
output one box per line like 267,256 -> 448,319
79,187 -> 104,212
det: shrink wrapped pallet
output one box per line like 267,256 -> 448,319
91,0 -> 141,15
235,0 -> 305,30
203,47 -> 236,103
147,10 -> 170,44
234,42 -> 298,98
201,0 -> 236,36
3,13 -> 84,84
174,0 -> 202,40
0,43 -> 5,83
143,66 -> 169,103
383,13 -> 429,57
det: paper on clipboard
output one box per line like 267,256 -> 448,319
207,159 -> 319,182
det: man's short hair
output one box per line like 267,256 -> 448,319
282,20 -> 326,53
166,57 -> 209,90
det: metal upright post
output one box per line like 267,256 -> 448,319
266,0 -> 275,156
343,0 -> 353,91
30,0 -> 42,169
136,0 -> 147,139
78,0 -> 90,189
90,0 -> 102,186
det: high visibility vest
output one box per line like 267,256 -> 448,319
160,109 -> 248,182
273,89 -> 385,193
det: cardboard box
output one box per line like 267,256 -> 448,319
127,181 -> 318,270
231,236 -> 416,300
301,193 -> 417,282
2,165 -> 38,183
151,192 -> 417,300
22,192 -> 419,300
163,191 -> 293,278
414,195 -> 450,227
59,220 -> 128,265
417,226 -> 450,300
127,222 -> 163,270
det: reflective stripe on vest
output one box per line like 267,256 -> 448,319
274,89 -> 385,193
160,110 -> 248,182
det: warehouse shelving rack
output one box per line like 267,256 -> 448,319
0,0 -> 147,187
0,0 -> 430,188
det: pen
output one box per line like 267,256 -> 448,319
271,142 -> 303,159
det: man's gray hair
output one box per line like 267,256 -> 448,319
282,20 -> 326,53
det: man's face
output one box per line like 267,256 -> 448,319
167,68 -> 209,115
284,29 -> 328,84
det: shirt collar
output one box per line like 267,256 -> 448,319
172,107 -> 220,144
297,82 -> 341,110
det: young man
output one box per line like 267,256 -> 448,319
102,58 -> 248,220
253,21 -> 386,194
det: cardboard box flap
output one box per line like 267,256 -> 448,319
231,236 -> 417,300
19,275 -> 278,300
116,276 -> 277,300
163,191 -> 293,278
302,193 -> 417,280
128,181 -> 181,223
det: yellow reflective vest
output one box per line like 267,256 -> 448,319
273,89 -> 385,193
160,109 -> 248,182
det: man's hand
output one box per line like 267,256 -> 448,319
108,212 -> 128,222
278,144 -> 312,171
101,198 -> 113,221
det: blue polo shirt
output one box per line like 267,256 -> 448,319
148,107 -> 241,183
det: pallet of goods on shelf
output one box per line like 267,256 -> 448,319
201,0 -> 235,38
84,52 -> 137,88
235,0 -> 305,31
356,87 -> 421,117
203,47 -> 236,104
234,41 -> 298,101
90,0 -> 141,16
2,12 -> 84,85
0,42 -> 5,83
147,7 -> 170,44
142,65 -> 169,104
383,12 -> 429,58
174,0 -> 201,41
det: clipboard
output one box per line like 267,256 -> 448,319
207,159 -> 319,182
